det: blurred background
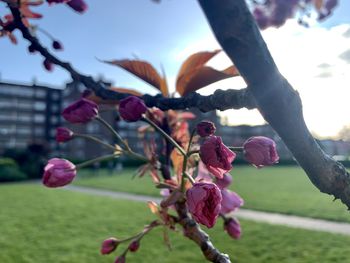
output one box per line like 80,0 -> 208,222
1,1 -> 350,263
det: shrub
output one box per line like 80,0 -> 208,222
0,158 -> 27,182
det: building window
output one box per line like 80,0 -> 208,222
35,89 -> 46,98
34,114 -> 45,123
17,115 -> 31,122
18,100 -> 33,110
0,85 -> 34,97
34,128 -> 44,136
51,91 -> 60,100
17,127 -> 31,135
51,104 -> 59,113
87,123 -> 99,133
51,116 -> 59,125
34,101 -> 46,111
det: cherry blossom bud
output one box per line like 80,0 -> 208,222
100,237 -> 119,255
115,255 -> 126,263
62,98 -> 98,124
196,121 -> 216,137
186,182 -> 222,228
325,0 -> 338,12
42,158 -> 76,187
66,0 -> 88,13
243,136 -> 279,168
195,161 -> 213,183
28,44 -> 36,53
253,7 -> 269,30
200,136 -> 236,178
47,0 -> 69,3
128,240 -> 140,252
43,58 -> 53,72
215,173 -> 232,189
52,40 -> 63,50
224,218 -> 241,239
56,127 -> 74,143
220,189 -> 244,214
119,96 -> 147,122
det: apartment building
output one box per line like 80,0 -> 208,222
0,81 -> 62,154
6,79 -> 348,163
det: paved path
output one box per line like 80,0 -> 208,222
65,185 -> 350,236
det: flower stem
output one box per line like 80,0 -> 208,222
180,128 -> 197,191
188,150 -> 199,156
95,116 -> 131,151
127,151 -> 149,163
74,134 -> 117,152
75,153 -> 119,169
119,220 -> 161,243
142,116 -> 186,156
96,116 -> 150,163
184,171 -> 196,184
228,146 -> 243,152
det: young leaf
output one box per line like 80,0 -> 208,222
177,65 -> 239,96
313,0 -> 324,10
110,87 -> 143,97
103,59 -> 168,96
147,201 -> 160,215
176,50 -> 221,85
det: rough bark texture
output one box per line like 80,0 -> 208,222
198,0 -> 350,208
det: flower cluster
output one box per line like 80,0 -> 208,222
182,121 -> 278,233
40,92 -> 279,262
252,0 -> 339,29
42,96 -> 148,189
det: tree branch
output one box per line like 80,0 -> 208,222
9,6 -> 256,112
198,0 -> 350,208
175,200 -> 231,263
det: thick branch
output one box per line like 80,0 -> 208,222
198,0 -> 350,208
175,200 -> 231,263
9,6 -> 255,112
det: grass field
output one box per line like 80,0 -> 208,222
1,183 -> 350,263
74,166 -> 350,222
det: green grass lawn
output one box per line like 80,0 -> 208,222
74,166 -> 350,222
1,183 -> 350,263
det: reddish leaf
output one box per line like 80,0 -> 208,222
150,169 -> 161,184
177,65 -> 240,96
103,59 -> 169,96
313,0 -> 324,10
170,149 -> 184,178
20,4 -> 42,18
110,87 -> 143,97
147,201 -> 160,215
26,0 -> 44,6
177,112 -> 196,121
8,32 -> 17,44
176,50 -> 221,86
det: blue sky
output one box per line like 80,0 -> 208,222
0,0 -> 350,137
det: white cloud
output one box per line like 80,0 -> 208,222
262,21 -> 350,137
170,20 -> 350,137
